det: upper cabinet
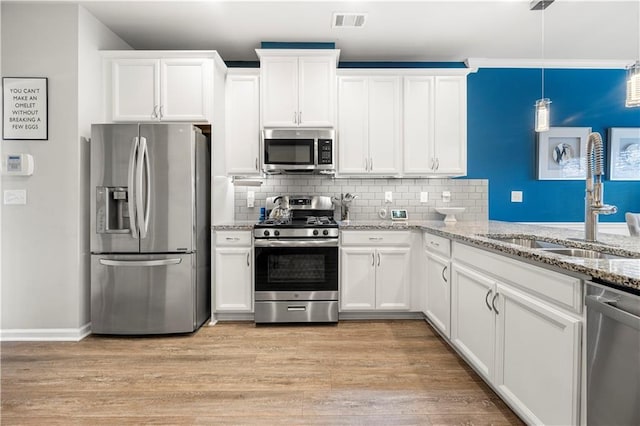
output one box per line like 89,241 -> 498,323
102,51 -> 226,123
338,75 -> 402,175
403,74 -> 468,177
256,49 -> 340,127
225,70 -> 261,176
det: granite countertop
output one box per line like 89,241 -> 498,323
212,221 -> 256,231
341,220 -> 640,293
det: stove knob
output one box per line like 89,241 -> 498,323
263,230 -> 270,237
274,230 -> 280,236
313,230 -> 319,236
323,230 -> 329,236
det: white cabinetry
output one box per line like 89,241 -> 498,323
451,242 -> 582,425
423,233 -> 452,338
337,75 -> 402,175
225,70 -> 261,176
213,231 -> 253,313
105,52 -> 221,122
403,75 -> 467,176
340,231 -> 410,311
257,50 -> 339,127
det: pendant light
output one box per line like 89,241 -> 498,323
533,0 -> 552,132
625,0 -> 640,107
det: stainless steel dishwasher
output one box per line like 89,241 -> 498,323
585,282 -> 640,425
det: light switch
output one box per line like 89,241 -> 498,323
247,190 -> 255,208
420,192 -> 429,203
442,191 -> 451,203
511,191 -> 523,203
4,189 -> 27,205
385,191 -> 393,203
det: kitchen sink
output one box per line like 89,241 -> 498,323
483,234 -> 636,260
539,248 -> 633,260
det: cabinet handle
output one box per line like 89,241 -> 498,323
370,158 -> 373,171
255,158 -> 258,171
430,241 -> 440,247
372,253 -> 375,266
369,237 -> 383,241
430,158 -> 435,170
377,253 -> 381,266
299,111 -> 302,124
293,111 -> 297,124
491,292 -> 500,315
441,266 -> 448,283
246,252 -> 250,267
485,289 -> 493,311
435,158 -> 440,170
226,237 -> 240,241
152,105 -> 159,119
159,105 -> 164,120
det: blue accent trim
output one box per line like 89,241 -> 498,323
225,61 -> 260,68
466,68 -> 640,222
338,61 -> 467,69
260,42 -> 336,49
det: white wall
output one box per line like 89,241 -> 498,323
1,3 -> 129,340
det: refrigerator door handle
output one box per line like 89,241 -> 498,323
141,137 -> 151,238
127,137 -> 140,239
136,137 -> 150,239
99,258 -> 182,267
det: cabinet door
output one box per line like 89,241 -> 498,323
225,74 -> 261,175
214,247 -> 253,312
403,76 -> 435,174
261,56 -> 298,127
298,56 -> 335,127
433,76 -> 466,175
494,284 -> 581,426
450,263 -> 495,380
337,76 -> 369,174
368,77 -> 402,175
160,58 -> 212,122
425,251 -> 451,337
340,247 -> 376,311
112,58 -> 160,122
376,247 -> 411,310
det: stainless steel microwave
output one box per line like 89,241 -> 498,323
262,128 -> 335,174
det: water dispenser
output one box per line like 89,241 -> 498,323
96,187 -> 131,233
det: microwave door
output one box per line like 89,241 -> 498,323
263,138 -> 315,170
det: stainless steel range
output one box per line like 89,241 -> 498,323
254,195 -> 339,324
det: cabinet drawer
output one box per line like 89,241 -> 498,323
453,242 -> 582,313
341,230 -> 411,246
424,232 -> 451,257
214,231 -> 252,246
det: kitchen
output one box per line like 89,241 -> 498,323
2,0 -> 640,424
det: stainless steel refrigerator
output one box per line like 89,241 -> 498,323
90,123 -> 210,334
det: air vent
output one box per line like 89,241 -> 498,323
332,13 -> 367,28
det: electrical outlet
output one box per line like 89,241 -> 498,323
385,191 -> 393,203
420,192 -> 429,203
511,191 -> 523,203
442,191 -> 451,203
247,190 -> 255,208
4,189 -> 27,205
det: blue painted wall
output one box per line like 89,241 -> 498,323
466,68 -> 640,222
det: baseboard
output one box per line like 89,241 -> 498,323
0,322 -> 92,342
210,312 -> 254,322
520,222 -> 630,236
338,311 -> 425,320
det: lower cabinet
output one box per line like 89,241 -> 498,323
340,231 -> 411,311
451,243 -> 582,426
424,233 -> 452,338
213,231 -> 253,313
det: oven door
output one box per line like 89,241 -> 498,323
254,241 -> 338,301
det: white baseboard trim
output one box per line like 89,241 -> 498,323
0,322 -> 92,342
339,311 -> 424,320
211,312 -> 254,322
520,222 -> 630,236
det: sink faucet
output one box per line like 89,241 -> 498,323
585,132 -> 617,242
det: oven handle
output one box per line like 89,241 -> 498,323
254,239 -> 338,248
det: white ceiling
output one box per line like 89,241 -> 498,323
54,0 -> 640,63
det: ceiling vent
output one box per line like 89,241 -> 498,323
332,13 -> 367,28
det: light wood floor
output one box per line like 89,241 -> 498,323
1,320 -> 523,425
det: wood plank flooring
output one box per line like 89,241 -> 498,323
1,320 -> 524,425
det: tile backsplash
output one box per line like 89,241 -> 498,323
233,176 -> 488,222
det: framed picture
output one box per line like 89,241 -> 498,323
537,126 -> 591,180
608,127 -> 640,181
2,77 -> 48,140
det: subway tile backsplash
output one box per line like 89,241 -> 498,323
234,176 -> 488,222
